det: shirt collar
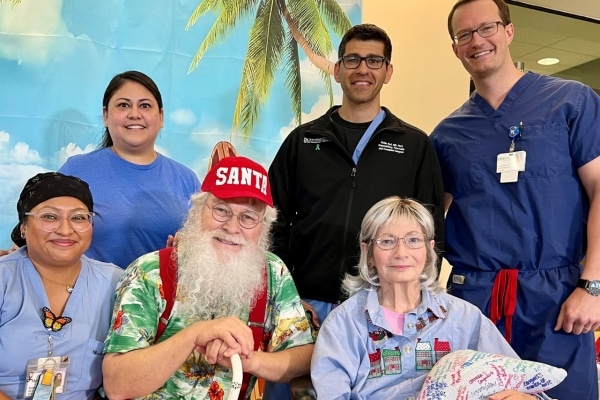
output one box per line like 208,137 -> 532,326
363,287 -> 449,326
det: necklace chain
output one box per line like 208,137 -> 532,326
34,263 -> 81,294
41,276 -> 75,294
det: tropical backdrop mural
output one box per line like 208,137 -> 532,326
0,0 -> 360,248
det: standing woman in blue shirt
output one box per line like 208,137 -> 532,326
59,71 -> 200,268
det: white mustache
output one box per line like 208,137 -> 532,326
213,232 -> 247,246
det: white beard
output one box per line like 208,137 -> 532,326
175,215 -> 266,320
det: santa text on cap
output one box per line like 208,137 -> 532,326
215,165 -> 268,196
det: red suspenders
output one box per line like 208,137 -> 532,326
157,247 -> 177,340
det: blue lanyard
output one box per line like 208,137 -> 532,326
352,109 -> 386,164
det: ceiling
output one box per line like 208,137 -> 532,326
507,1 -> 600,85
508,0 -> 600,20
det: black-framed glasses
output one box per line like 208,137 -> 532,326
338,55 -> 388,70
206,202 -> 263,229
24,211 -> 95,233
453,21 -> 505,45
366,232 -> 429,250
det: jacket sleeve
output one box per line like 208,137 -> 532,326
415,138 -> 446,266
268,133 -> 298,268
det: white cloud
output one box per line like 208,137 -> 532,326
170,109 -> 197,126
0,164 -> 49,231
9,142 -> 43,164
0,131 -> 9,148
55,142 -> 95,165
279,93 -> 342,139
0,165 -> 49,191
0,0 -> 72,65
0,131 -> 46,166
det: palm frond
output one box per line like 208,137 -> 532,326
233,0 -> 286,137
0,0 -> 22,9
187,0 -> 258,30
185,0 -> 220,30
287,0 -> 333,57
319,69 -> 334,107
317,0 -> 353,38
245,0 -> 285,101
187,15 -> 238,73
187,0 -> 260,73
282,31 -> 302,126
232,62 -> 260,139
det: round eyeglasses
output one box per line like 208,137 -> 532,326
25,211 -> 95,233
366,232 -> 428,250
453,21 -> 505,46
207,202 -> 263,229
338,55 -> 388,70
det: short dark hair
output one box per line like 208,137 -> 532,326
100,70 -> 163,148
338,23 -> 392,62
447,0 -> 511,39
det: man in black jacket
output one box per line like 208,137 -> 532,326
269,23 -> 445,324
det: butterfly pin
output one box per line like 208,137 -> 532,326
42,307 -> 72,332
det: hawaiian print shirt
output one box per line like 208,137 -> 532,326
104,251 -> 314,400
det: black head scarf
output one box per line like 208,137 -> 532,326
11,172 -> 94,247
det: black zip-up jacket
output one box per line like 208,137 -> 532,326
268,106 -> 445,303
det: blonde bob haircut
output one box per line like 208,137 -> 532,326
342,196 -> 442,297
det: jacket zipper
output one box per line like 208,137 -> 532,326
338,167 -> 357,301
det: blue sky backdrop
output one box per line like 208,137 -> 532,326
0,0 -> 361,247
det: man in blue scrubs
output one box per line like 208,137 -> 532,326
431,1 -> 600,399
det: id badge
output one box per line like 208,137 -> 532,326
25,356 -> 70,399
497,151 -> 526,183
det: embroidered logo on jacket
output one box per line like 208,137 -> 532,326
377,141 -> 404,154
303,138 -> 330,144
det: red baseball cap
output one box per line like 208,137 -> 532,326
201,156 -> 273,207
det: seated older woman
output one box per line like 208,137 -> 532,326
310,197 -> 547,400
0,172 -> 123,400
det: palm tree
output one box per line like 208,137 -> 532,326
186,0 -> 352,139
0,0 -> 22,9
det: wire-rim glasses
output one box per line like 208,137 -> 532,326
453,21 -> 505,46
367,232 -> 429,250
206,202 -> 263,229
25,211 -> 95,233
338,55 -> 388,70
